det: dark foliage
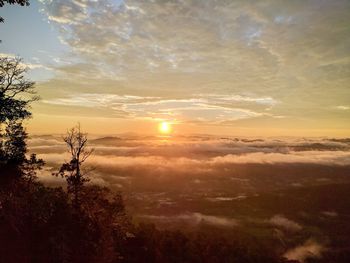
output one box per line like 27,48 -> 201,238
0,56 -> 42,183
0,179 -> 130,263
0,120 -> 34,183
122,223 -> 284,263
0,0 -> 28,7
0,57 -> 38,122
3,120 -> 27,165
0,0 -> 29,23
0,173 -> 299,263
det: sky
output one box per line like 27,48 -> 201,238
1,0 -> 349,136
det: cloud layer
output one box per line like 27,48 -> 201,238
138,212 -> 238,228
284,239 -> 324,262
29,135 -> 350,194
29,0 -> 350,131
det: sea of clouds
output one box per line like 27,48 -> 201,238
27,134 -> 349,261
29,135 -> 350,190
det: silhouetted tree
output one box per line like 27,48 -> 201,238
0,56 -> 38,123
3,120 -> 27,165
54,124 -> 93,209
0,125 -> 5,164
0,56 -> 40,182
0,120 -> 27,181
80,185 -> 131,262
0,120 -> 44,183
0,0 -> 29,23
23,153 -> 45,183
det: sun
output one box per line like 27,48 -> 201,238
159,121 -> 172,134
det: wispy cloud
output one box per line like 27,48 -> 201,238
42,93 -> 279,123
42,93 -> 157,107
36,0 -> 350,129
335,105 -> 350,110
269,215 -> 302,232
139,213 -> 238,228
284,239 -> 324,262
210,151 -> 350,166
0,53 -> 52,71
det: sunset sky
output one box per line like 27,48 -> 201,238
1,0 -> 349,136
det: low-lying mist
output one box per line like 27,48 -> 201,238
27,134 -> 350,262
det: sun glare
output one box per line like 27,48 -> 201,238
159,121 -> 171,134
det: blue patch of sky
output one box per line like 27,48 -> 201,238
0,0 -> 69,81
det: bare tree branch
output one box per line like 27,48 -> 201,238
0,57 -> 38,123
54,124 -> 94,210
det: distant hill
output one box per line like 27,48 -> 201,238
90,136 -> 122,145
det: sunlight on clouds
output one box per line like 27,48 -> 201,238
42,93 -> 158,107
30,0 -> 350,134
42,93 -> 277,123
284,239 -> 324,263
335,105 -> 350,110
139,213 -> 238,228
29,135 -> 350,196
